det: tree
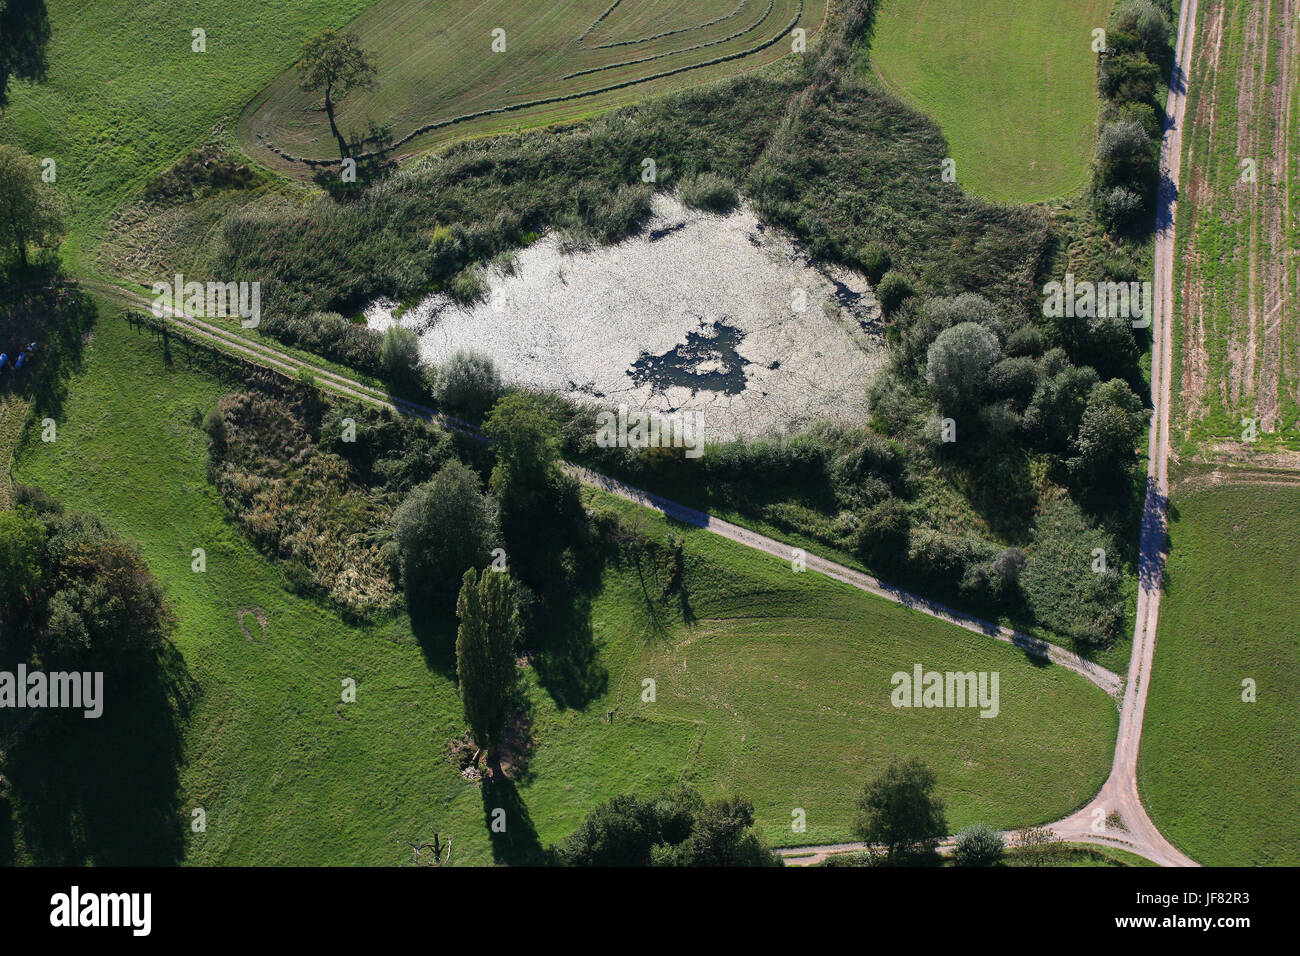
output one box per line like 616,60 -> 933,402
392,459 -> 499,615
925,321 -> 1002,414
555,793 -> 664,866
483,392 -> 562,497
1068,378 -> 1148,493
0,0 -> 51,109
455,567 -> 520,762
1095,119 -> 1158,201
379,325 -> 421,387
0,509 -> 43,629
297,29 -> 376,160
0,144 -> 66,269
853,756 -> 948,863
688,796 -> 781,867
952,823 -> 1005,866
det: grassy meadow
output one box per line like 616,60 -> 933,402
1140,480 -> 1300,866
871,0 -> 1111,204
0,0 -> 377,269
8,303 -> 1118,861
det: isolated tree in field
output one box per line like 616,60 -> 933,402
925,321 -> 1002,414
392,459 -> 499,615
0,0 -> 51,109
297,29 -> 376,160
0,144 -> 66,270
455,567 -> 520,762
853,756 -> 948,863
379,325 -> 420,387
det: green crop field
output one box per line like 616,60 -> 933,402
8,303 -> 1116,862
1140,480 -> 1300,866
239,0 -> 827,170
1171,0 -> 1300,458
870,0 -> 1110,205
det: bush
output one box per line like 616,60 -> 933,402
925,322 -> 1002,413
680,171 -> 740,213
380,325 -> 421,386
876,271 -> 914,317
1095,119 -> 1157,198
447,266 -> 487,305
432,350 -> 501,420
1096,185 -> 1146,234
858,241 -> 891,284
952,823 -> 1004,866
854,497 -> 910,568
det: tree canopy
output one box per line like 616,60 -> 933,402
0,144 -> 66,269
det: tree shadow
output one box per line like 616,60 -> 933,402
480,773 -> 546,866
408,602 -> 459,676
530,590 -> 608,711
2,641 -> 195,865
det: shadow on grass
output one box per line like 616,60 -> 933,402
480,773 -> 546,866
1,643 -> 196,865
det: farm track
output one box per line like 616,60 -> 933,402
92,278 -> 1120,699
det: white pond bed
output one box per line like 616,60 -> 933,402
365,194 -> 885,442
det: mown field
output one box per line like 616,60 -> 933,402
1140,480 -> 1300,866
239,0 -> 827,169
870,0 -> 1110,205
1171,0 -> 1300,458
0,0 -> 378,269
8,305 -> 1117,862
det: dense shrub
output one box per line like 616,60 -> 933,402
876,270 -> 914,317
680,171 -> 739,213
380,325 -> 422,387
925,322 -> 1002,413
952,823 -> 1005,866
429,349 -> 502,421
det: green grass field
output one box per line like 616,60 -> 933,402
8,302 -> 1117,862
1140,480 -> 1300,866
0,0 -> 378,269
238,0 -> 826,168
870,0 -> 1110,205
